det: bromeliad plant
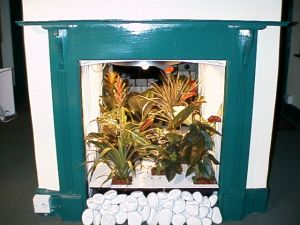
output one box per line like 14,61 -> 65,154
86,71 -> 150,185
137,73 -> 207,181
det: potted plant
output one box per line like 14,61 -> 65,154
86,71 -> 150,185
180,115 -> 221,184
137,73 -> 202,181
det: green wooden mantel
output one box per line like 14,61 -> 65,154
18,20 -> 287,221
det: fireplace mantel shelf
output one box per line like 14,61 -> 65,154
17,19 -> 288,30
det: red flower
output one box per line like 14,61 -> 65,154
164,66 -> 175,74
208,115 -> 222,123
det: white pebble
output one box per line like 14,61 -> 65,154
173,198 -> 185,214
147,192 -> 159,208
93,211 -> 101,225
101,199 -> 111,210
104,190 -> 117,200
119,202 -> 128,213
158,192 -> 169,200
124,196 -> 138,212
138,195 -> 148,206
147,208 -> 159,225
199,206 -> 210,219
128,211 -> 143,225
93,194 -> 104,205
86,198 -> 98,210
169,189 -> 182,200
101,214 -> 115,225
106,204 -> 119,215
212,207 -> 222,224
181,191 -> 193,201
163,199 -> 174,209
111,194 -> 127,205
81,208 -> 93,225
207,207 -> 213,219
115,211 -> 127,224
208,194 -> 218,207
185,201 -> 199,216
99,207 -> 107,216
186,216 -> 202,225
131,191 -> 144,198
193,192 -> 203,203
202,217 -> 212,225
141,205 -> 151,221
158,208 -> 173,225
172,214 -> 186,225
200,196 -> 211,208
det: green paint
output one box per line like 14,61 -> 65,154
18,20 -> 286,221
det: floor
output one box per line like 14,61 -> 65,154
0,100 -> 299,225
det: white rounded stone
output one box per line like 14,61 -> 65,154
119,202 -> 128,213
101,199 -> 111,210
124,196 -> 138,212
158,208 -> 173,225
185,201 -> 199,216
131,191 -> 144,198
207,207 -> 213,219
186,216 -> 202,225
128,211 -> 143,225
173,198 -> 185,214
99,207 -> 107,216
137,205 -> 143,214
81,208 -> 93,225
111,194 -> 127,205
101,214 -> 115,225
93,194 -> 105,205
192,192 -> 203,203
86,198 -> 98,210
147,208 -> 159,225
147,192 -> 159,208
156,204 -> 163,210
104,190 -> 118,200
168,189 -> 182,200
115,211 -> 127,224
163,199 -> 174,209
212,207 -> 222,224
208,194 -> 218,207
181,191 -> 193,201
106,204 -> 119,215
93,211 -> 101,225
158,192 -> 169,200
200,196 -> 211,208
183,211 -> 191,219
202,217 -> 212,225
199,206 -> 209,219
172,214 -> 186,225
141,205 -> 151,222
138,195 -> 148,206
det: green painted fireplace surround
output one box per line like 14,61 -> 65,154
19,20 -> 286,221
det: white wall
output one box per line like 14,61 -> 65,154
287,0 -> 300,109
22,0 -> 282,190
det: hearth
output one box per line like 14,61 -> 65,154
18,20 -> 286,221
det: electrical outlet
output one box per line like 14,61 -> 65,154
33,194 -> 51,214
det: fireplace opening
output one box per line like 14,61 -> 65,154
80,60 -> 225,191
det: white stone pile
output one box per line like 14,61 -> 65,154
82,189 -> 222,225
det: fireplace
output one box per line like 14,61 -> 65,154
19,20 -> 285,221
